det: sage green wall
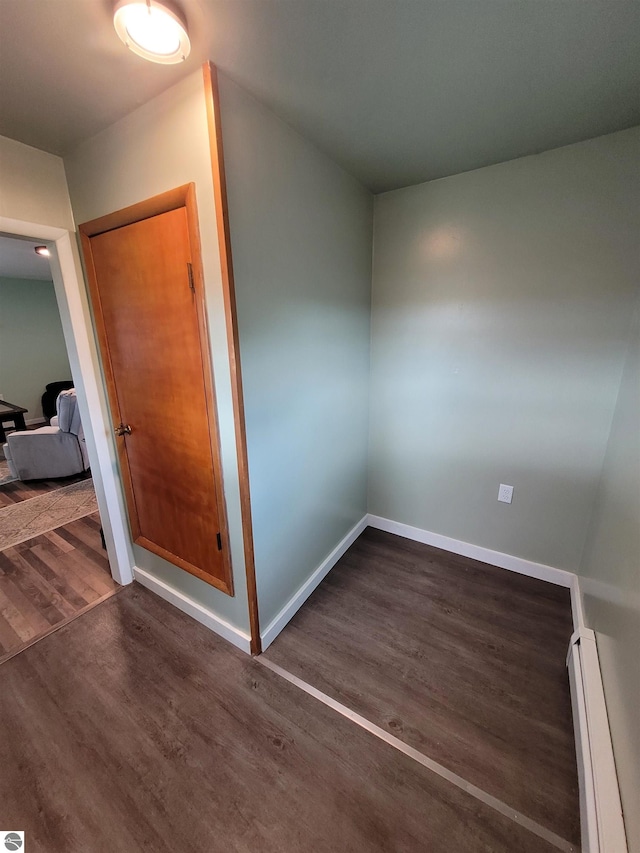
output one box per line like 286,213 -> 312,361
369,127 -> 640,571
218,74 -> 373,629
64,69 -> 372,640
579,304 -> 639,852
0,276 -> 71,420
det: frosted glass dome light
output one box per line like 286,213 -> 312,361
114,0 -> 190,64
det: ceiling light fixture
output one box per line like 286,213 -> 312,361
34,246 -> 50,257
113,0 -> 190,64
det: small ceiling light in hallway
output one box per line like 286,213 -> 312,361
113,0 -> 190,64
34,246 -> 50,257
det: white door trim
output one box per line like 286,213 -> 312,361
0,215 -> 134,586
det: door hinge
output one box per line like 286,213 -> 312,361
216,532 -> 222,551
187,262 -> 195,293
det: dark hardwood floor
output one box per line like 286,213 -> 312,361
0,471 -> 89,507
0,512 -> 118,661
0,584 -> 563,853
264,527 -> 580,848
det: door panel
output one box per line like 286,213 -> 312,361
82,190 -> 233,594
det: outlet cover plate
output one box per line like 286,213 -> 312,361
498,484 -> 514,504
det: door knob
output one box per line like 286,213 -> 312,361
115,423 -> 132,436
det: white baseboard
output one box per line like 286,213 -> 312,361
365,514 -> 625,850
133,566 -> 252,654
570,575 -> 586,631
131,507 -> 624,850
1,418 -> 46,432
567,626 -> 627,852
366,514 -> 575,588
260,515 -> 368,651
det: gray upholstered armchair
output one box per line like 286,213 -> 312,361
3,389 -> 89,481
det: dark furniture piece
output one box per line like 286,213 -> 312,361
0,400 -> 28,443
42,380 -> 74,423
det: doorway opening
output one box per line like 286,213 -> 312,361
0,219 -> 133,663
0,233 -> 119,662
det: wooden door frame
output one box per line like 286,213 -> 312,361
0,216 -> 135,587
79,184 -> 235,597
203,62 -> 261,653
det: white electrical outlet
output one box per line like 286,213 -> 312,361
498,484 -> 514,504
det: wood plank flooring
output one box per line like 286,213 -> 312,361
0,584 -> 563,853
264,527 -> 580,848
0,471 -> 89,507
0,512 -> 118,661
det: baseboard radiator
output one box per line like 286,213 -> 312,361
566,629 -> 627,852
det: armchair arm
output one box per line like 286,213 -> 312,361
6,427 -> 84,480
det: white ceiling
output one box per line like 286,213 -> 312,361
0,235 -> 53,280
1,1 -> 639,192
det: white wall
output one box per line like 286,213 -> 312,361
64,71 -> 251,635
0,136 -> 74,231
219,74 -> 373,629
369,127 -> 640,572
579,303 -> 640,852
0,276 -> 71,420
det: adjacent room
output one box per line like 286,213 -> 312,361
0,234 -> 116,662
0,2 -> 638,852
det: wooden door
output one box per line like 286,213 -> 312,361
80,185 -> 233,595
